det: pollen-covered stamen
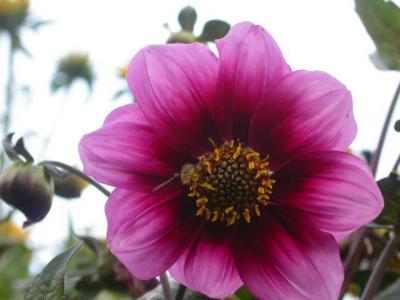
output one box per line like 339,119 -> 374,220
188,140 -> 275,226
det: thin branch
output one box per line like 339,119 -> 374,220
361,233 -> 400,300
371,81 -> 400,176
39,160 -> 110,197
160,273 -> 173,300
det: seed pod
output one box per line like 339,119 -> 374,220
0,161 -> 53,227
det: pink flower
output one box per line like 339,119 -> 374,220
79,22 -> 383,299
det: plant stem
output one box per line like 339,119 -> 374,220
3,34 -> 15,140
371,80 -> 400,176
175,284 -> 187,300
160,273 -> 173,300
39,160 -> 110,197
39,93 -> 69,159
340,81 -> 400,298
361,233 -> 400,300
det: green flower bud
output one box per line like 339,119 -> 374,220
54,172 -> 88,199
0,0 -> 29,32
0,161 -> 53,227
51,52 -> 94,93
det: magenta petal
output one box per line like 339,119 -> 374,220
250,71 -> 356,169
214,22 -> 290,140
127,43 -> 219,157
169,229 -> 242,298
273,151 -> 383,241
106,188 -> 196,279
79,104 -> 188,189
235,209 -> 343,300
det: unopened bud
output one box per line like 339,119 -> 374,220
0,0 -> 29,32
0,162 -> 53,227
54,172 -> 88,199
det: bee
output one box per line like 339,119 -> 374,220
152,163 -> 195,192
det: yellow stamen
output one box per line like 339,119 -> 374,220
208,137 -> 218,149
243,209 -> 251,223
211,211 -> 219,222
204,161 -> 212,175
196,197 -> 208,207
225,206 -> 234,214
254,205 -> 261,216
248,161 -> 255,170
201,182 -> 216,190
196,206 -> 206,216
214,149 -> 220,161
188,191 -> 199,198
256,169 -> 268,179
233,143 -> 242,160
246,152 -> 259,160
258,186 -> 266,194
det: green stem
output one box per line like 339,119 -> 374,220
361,233 -> 400,300
175,284 -> 187,300
4,33 -> 15,139
39,93 -> 69,159
371,80 -> 400,176
160,273 -> 173,300
39,160 -> 110,197
340,81 -> 400,298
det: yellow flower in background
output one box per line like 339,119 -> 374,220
0,220 -> 27,243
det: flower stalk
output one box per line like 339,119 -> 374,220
39,160 -> 110,197
341,80 -> 400,298
159,273 -> 173,300
361,232 -> 400,300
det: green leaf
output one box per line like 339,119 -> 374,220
24,242 -> 82,300
178,6 -> 197,32
355,0 -> 400,70
198,20 -> 230,42
376,172 -> 400,226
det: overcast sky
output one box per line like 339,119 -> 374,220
1,0 -> 400,273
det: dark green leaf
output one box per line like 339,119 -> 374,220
198,20 -> 230,42
178,6 -> 197,32
24,242 -> 82,300
376,172 -> 400,226
355,0 -> 400,70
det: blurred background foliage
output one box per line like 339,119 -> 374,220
1,0 -> 400,299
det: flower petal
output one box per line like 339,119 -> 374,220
169,226 -> 242,298
106,188 -> 197,279
235,209 -> 343,300
214,22 -> 291,140
127,43 -> 219,157
250,71 -> 356,169
79,104 -> 188,190
273,151 -> 383,241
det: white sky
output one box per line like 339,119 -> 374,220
1,0 -> 400,272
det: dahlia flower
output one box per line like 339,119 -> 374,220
79,22 -> 383,299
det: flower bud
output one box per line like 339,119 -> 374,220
54,172 -> 88,199
0,0 -> 29,32
0,162 -> 53,227
51,52 -> 94,93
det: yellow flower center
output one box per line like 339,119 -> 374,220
186,140 -> 275,226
